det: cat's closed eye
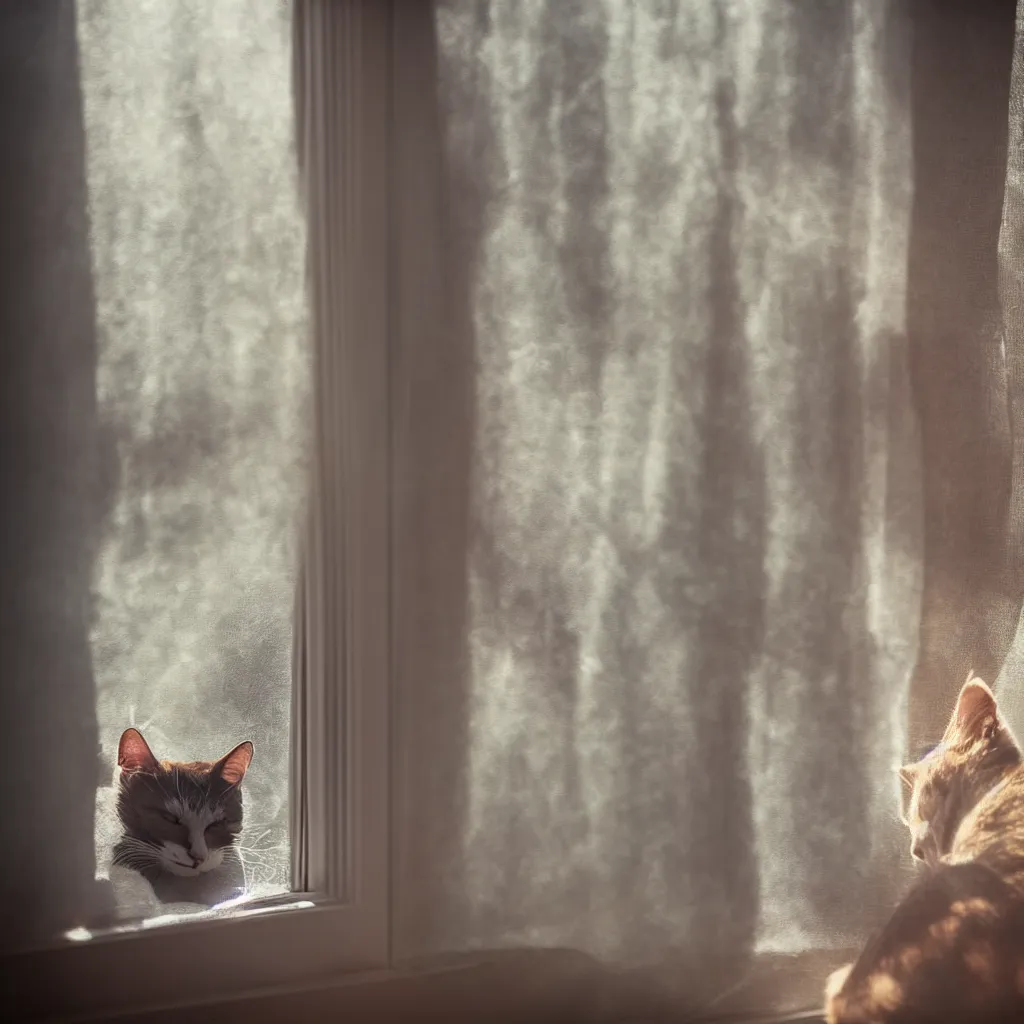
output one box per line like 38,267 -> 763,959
919,779 -> 946,816
159,811 -> 180,825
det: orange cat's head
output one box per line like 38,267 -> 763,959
898,674 -> 1021,868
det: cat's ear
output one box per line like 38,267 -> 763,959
117,728 -> 160,774
212,741 -> 253,788
945,673 -> 1000,743
897,764 -> 918,791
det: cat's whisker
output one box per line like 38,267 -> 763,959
113,844 -> 160,861
235,842 -> 288,855
118,859 -> 158,870
117,836 -> 160,849
234,840 -> 282,854
237,828 -> 274,848
236,854 -> 275,871
237,860 -> 273,874
114,855 -> 160,870
114,839 -> 159,856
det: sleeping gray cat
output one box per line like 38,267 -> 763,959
111,727 -> 253,908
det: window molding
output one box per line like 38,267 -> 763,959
7,2 -> 395,1019
290,0 -> 392,926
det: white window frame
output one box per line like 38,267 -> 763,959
11,3 -> 395,1019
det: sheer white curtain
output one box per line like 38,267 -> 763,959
397,0 -> 916,962
391,0 -> 1024,1013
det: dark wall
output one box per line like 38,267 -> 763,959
0,0 -> 105,951
905,0 -> 1020,753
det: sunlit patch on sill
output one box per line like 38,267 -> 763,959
61,895 -> 317,943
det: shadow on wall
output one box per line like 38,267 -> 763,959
992,4 -> 1024,745
389,0 -> 480,960
0,0 -> 113,951
905,0 -> 1021,753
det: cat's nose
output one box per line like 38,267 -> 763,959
910,822 -> 930,862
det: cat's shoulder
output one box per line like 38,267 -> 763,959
827,860 -> 1024,1023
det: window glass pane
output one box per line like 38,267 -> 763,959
76,0 -> 306,923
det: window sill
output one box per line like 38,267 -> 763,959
9,894 -> 387,1023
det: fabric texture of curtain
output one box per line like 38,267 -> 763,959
391,0 -> 1024,1012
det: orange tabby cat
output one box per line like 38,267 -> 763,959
824,675 -> 1024,1023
